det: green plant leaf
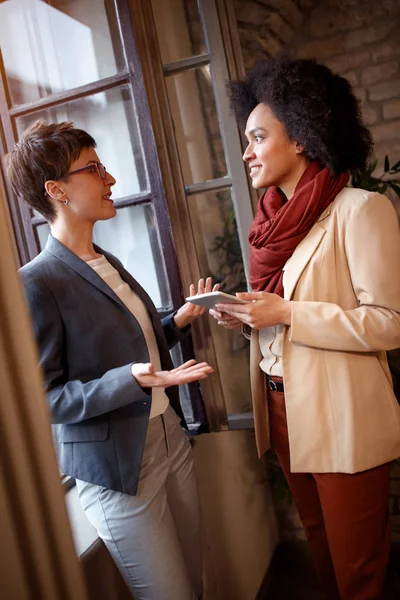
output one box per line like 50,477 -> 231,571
367,159 -> 378,174
390,160 -> 400,171
388,182 -> 400,198
384,155 -> 390,172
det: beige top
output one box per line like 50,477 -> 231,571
259,325 -> 284,377
87,255 -> 169,419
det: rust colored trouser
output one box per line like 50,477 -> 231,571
268,377 -> 394,600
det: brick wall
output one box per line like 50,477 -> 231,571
233,0 -> 400,541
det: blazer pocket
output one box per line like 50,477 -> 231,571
58,421 -> 110,443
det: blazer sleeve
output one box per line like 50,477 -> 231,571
161,312 -> 191,348
289,193 -> 400,352
22,274 -> 151,425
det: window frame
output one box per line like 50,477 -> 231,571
0,0 -> 257,433
131,0 -> 257,430
0,0 -> 206,425
0,1 -> 182,314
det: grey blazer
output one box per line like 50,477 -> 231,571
20,235 -> 190,495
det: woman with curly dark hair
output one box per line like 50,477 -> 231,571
211,56 -> 400,599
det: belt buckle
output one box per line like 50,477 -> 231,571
268,379 -> 278,392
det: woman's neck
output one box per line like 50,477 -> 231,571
279,161 -> 309,201
50,219 -> 102,262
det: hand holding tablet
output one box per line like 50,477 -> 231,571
185,291 -> 251,310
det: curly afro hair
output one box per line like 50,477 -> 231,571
227,55 -> 373,175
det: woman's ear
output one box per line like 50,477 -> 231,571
294,141 -> 305,155
44,180 -> 67,202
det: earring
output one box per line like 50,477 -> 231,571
63,198 -> 69,205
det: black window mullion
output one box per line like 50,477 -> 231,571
163,54 -> 211,75
8,73 -> 130,119
0,56 -> 38,264
185,175 -> 232,196
115,0 -> 183,311
116,0 -> 206,423
31,194 -> 154,227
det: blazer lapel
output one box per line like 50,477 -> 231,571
98,245 -> 162,326
283,205 -> 332,301
45,236 -> 131,315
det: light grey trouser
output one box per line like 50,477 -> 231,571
76,405 -> 202,600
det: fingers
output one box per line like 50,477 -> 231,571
178,361 -> 213,375
189,277 -> 218,295
215,302 -> 250,315
171,365 -> 214,385
170,359 -> 197,373
236,291 -> 268,300
131,362 -> 154,376
220,321 -> 242,329
167,360 -> 214,386
205,276 -> 213,293
131,362 -> 155,386
209,309 -> 242,329
218,317 -> 242,328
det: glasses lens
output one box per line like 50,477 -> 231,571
97,163 -> 107,179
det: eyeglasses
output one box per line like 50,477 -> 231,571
64,162 -> 107,180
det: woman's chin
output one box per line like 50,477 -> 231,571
101,206 -> 117,220
251,177 -> 266,190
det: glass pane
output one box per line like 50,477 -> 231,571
35,222 -> 51,250
166,67 -> 227,185
170,344 -> 202,428
151,0 -> 206,64
15,86 -> 148,199
93,204 -> 171,310
0,0 -> 125,106
189,188 -> 250,414
35,207 -> 171,309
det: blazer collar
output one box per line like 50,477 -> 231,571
44,235 -> 154,318
316,202 -> 332,223
282,190 -> 343,299
282,205 -> 332,301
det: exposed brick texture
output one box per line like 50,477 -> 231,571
362,61 -> 398,86
369,79 -> 400,102
384,99 -> 400,120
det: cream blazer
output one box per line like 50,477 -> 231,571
251,188 -> 400,473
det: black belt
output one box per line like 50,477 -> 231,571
266,374 -> 284,393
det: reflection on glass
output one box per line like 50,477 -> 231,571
16,86 -> 148,199
35,222 -> 51,250
166,67 -> 227,185
93,204 -> 171,310
189,188 -> 250,414
151,0 -> 206,64
0,0 -> 124,105
170,344 -> 199,427
35,205 -> 171,310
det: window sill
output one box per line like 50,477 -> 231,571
65,411 -> 255,558
227,411 -> 254,430
65,484 -> 99,558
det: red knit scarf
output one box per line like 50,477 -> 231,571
249,162 -> 349,296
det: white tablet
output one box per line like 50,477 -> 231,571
185,291 -> 250,309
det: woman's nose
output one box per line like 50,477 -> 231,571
243,144 -> 255,162
106,171 -> 116,186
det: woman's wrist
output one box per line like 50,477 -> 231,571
280,299 -> 292,326
173,309 -> 190,330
